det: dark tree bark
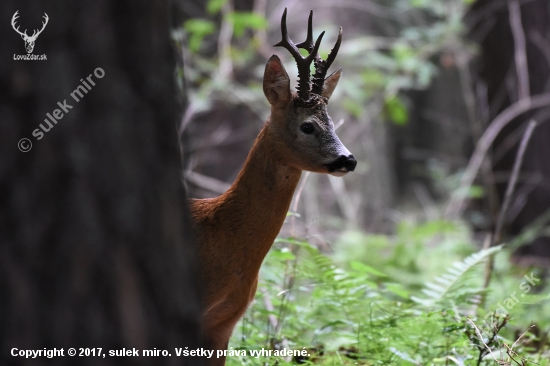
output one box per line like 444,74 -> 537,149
468,0 -> 550,265
0,0 -> 202,364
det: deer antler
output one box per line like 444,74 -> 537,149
295,11 -> 320,59
274,9 -> 342,101
11,11 -> 28,38
31,13 -> 49,39
274,8 -> 324,101
292,11 -> 342,96
311,26 -> 342,95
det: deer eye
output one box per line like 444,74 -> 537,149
300,123 -> 314,134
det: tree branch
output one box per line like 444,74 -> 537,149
509,0 -> 530,100
444,94 -> 550,218
479,120 -> 536,308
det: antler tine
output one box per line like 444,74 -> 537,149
274,8 -> 324,101
12,10 -> 19,25
34,13 -> 49,37
295,11 -> 314,52
273,9 -> 301,60
324,26 -> 342,71
296,10 -> 323,66
11,10 -> 27,37
312,27 -> 343,95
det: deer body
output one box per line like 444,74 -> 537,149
189,9 -> 356,364
190,126 -> 303,346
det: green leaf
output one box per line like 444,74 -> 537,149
227,12 -> 267,38
453,185 -> 485,199
388,347 -> 418,364
442,322 -> 465,333
184,19 -> 216,52
385,283 -> 409,298
392,43 -> 415,62
207,0 -> 226,14
412,245 -> 502,306
410,0 -> 428,7
184,19 -> 216,35
384,95 -> 409,125
361,69 -> 385,87
342,99 -> 363,117
270,248 -> 296,261
350,261 -> 387,277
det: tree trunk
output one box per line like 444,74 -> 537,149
0,1 -> 202,364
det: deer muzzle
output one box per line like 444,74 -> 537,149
326,154 -> 357,176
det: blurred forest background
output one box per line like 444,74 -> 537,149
180,0 -> 550,263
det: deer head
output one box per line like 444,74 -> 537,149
263,8 -> 356,176
12,11 -> 49,54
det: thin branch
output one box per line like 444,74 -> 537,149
216,0 -> 234,80
413,183 -> 438,221
465,0 -> 536,29
508,0 -> 530,100
467,318 -> 499,363
510,324 -> 536,351
261,288 -> 279,330
503,343 -> 526,366
492,120 -> 537,246
444,94 -> 550,218
327,175 -> 360,225
267,0 -> 403,25
457,54 -> 499,223
326,119 -> 360,226
179,99 -> 198,135
253,0 -> 271,59
480,120 -> 536,307
290,172 -> 310,237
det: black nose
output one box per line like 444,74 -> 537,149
326,154 -> 357,173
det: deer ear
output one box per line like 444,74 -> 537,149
321,68 -> 342,100
263,55 -> 291,107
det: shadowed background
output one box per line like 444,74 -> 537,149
1,1 -> 203,364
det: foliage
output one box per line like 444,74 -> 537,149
228,220 -> 549,365
184,19 -> 216,52
177,0 -> 477,127
411,245 -> 502,307
227,12 -> 267,38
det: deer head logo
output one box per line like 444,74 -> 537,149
12,11 -> 49,54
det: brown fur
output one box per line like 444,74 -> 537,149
190,124 -> 302,355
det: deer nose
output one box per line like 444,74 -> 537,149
327,154 -> 357,173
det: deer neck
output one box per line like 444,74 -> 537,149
218,120 -> 301,264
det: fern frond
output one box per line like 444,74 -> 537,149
412,246 -> 502,306
388,347 -> 420,365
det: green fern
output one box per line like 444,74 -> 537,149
388,347 -> 420,365
412,245 -> 503,306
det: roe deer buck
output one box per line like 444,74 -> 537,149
190,9 -> 356,363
